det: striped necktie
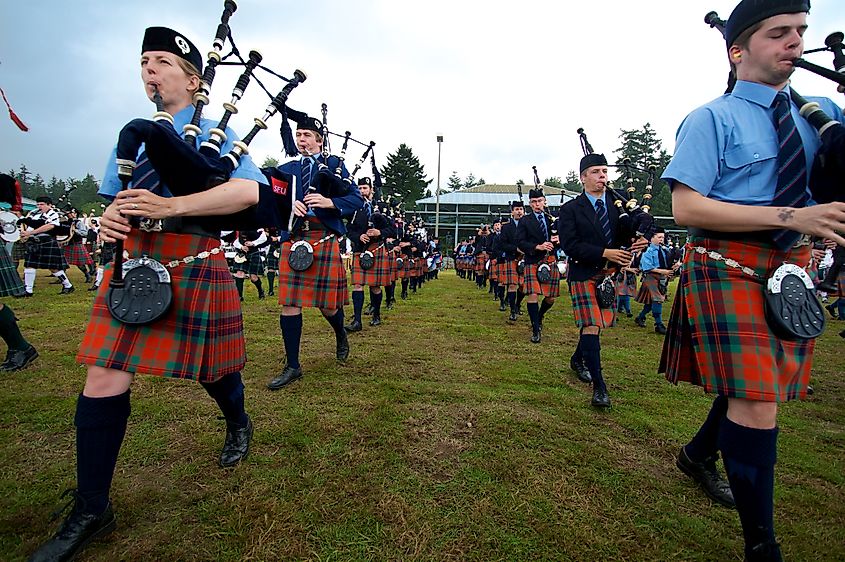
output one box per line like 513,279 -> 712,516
131,151 -> 160,192
301,157 -> 313,194
770,90 -> 808,250
595,199 -> 612,245
536,213 -> 548,240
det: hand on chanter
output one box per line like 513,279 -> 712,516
603,248 -> 633,267
292,200 -> 308,217
629,236 -> 649,253
98,201 -> 132,243
114,189 -> 177,220
791,203 -> 845,247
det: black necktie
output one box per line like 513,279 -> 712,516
595,199 -> 612,245
771,90 -> 808,250
537,213 -> 548,240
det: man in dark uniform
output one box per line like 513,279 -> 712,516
559,153 -> 647,407
345,177 -> 395,332
498,200 -> 525,322
517,188 -> 561,343
266,111 -> 364,390
660,1 -> 845,558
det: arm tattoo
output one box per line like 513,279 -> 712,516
778,208 -> 795,224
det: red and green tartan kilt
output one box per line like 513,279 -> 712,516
278,228 -> 348,309
499,259 -> 520,286
659,238 -> 814,402
389,251 -> 400,282
77,231 -> 245,383
0,243 -> 24,297
488,258 -> 498,282
523,256 -> 561,298
415,256 -> 427,277
62,241 -> 94,268
635,274 -> 667,304
400,257 -> 415,279
351,245 -> 391,287
474,252 -> 488,274
615,272 -> 637,297
569,271 -> 616,328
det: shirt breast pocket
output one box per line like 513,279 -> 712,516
723,141 -> 778,199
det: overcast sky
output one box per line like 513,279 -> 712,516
2,0 -> 844,190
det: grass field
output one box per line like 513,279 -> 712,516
1,269 -> 843,561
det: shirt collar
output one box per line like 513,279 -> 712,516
731,80 -> 789,109
583,191 -> 606,208
172,105 -> 195,131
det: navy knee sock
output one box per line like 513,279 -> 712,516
352,290 -> 365,323
539,298 -> 554,320
508,291 -> 517,313
718,418 -> 779,555
75,390 -> 131,515
0,305 -> 30,351
401,279 -> 409,293
200,372 -> 248,428
386,283 -> 395,303
579,333 -> 605,392
251,278 -> 264,297
280,314 -> 303,369
370,289 -> 383,316
234,277 -> 245,298
267,271 -> 275,293
527,302 -> 540,331
516,290 -> 525,308
684,395 -> 728,463
324,309 -> 346,341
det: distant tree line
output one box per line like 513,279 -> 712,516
7,164 -> 105,215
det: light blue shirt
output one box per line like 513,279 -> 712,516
583,191 -> 609,212
99,105 -> 265,199
662,80 -> 845,205
639,243 -> 664,272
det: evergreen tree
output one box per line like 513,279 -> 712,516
477,177 -> 485,185
261,156 -> 280,169
380,143 -> 431,208
544,176 -> 563,188
612,123 -> 673,219
563,170 -> 581,192
446,171 -> 463,192
463,173 -> 477,189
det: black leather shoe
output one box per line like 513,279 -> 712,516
344,320 -> 363,333
336,330 -> 350,362
499,302 -> 507,311
29,491 -> 116,562
508,311 -> 517,322
530,329 -> 541,344
676,447 -> 735,508
15,291 -> 33,298
591,387 -> 612,408
88,284 -> 99,292
369,315 -> 381,327
634,316 -> 646,327
746,538 -> 783,562
59,286 -> 75,295
655,324 -> 668,335
267,365 -> 303,390
0,346 -> 38,372
570,356 -> 592,384
219,416 -> 253,468
364,304 -> 374,316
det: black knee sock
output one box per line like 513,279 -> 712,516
75,390 -> 131,515
685,395 -> 728,463
252,278 -> 264,297
386,283 -> 395,303
580,333 -> 605,392
516,289 -> 525,308
78,265 -> 88,277
539,298 -> 554,320
498,286 -> 506,304
571,339 -> 584,364
527,302 -> 540,331
370,289 -> 383,316
352,290 -> 365,323
280,314 -> 303,369
0,305 -> 30,351
235,277 -> 245,298
402,279 -> 409,294
200,372 -> 248,428
508,291 -> 517,313
324,309 -> 346,342
718,418 -> 779,555
267,271 -> 275,293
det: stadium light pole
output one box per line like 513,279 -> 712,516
435,135 -> 443,238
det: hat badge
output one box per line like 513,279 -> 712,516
174,36 -> 190,55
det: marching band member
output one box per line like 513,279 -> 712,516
232,229 -> 267,301
660,1 -> 845,557
498,200 -> 525,322
18,196 -> 74,296
60,208 -> 96,285
30,25 -> 265,562
266,112 -> 364,390
633,227 -> 677,334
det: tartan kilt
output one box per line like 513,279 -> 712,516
659,238 -> 814,402
11,240 -> 26,262
615,272 -> 637,297
278,229 -> 348,309
635,274 -> 667,304
474,252 -> 488,274
400,257 -> 415,279
569,271 -> 616,328
77,231 -> 245,383
232,251 -> 265,276
266,246 -> 281,271
351,245 -> 391,287
23,236 -> 69,270
62,240 -> 95,268
388,251 -> 399,282
415,256 -> 427,277
500,259 -> 520,286
0,243 -> 24,297
523,256 -> 561,298
98,242 -> 116,267
488,258 -> 498,282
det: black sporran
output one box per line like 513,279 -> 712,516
763,263 -> 825,340
536,263 -> 552,283
396,257 -> 404,270
596,274 -> 616,309
107,256 -> 173,325
288,240 -> 314,272
359,250 -> 375,270
517,259 -> 525,275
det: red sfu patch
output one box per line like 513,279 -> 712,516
271,176 -> 289,195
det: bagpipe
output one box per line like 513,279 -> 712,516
703,11 -> 831,341
705,11 -> 845,205
109,1 -> 309,325
531,165 -> 561,284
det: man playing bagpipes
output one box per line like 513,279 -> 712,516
498,200 -> 526,322
265,111 -> 364,390
29,24 -> 267,562
59,207 -> 96,285
345,177 -> 395,333
661,1 -> 845,558
633,227 -> 678,335
17,196 -> 75,296
231,228 -> 268,301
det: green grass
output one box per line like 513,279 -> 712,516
1,269 -> 843,561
